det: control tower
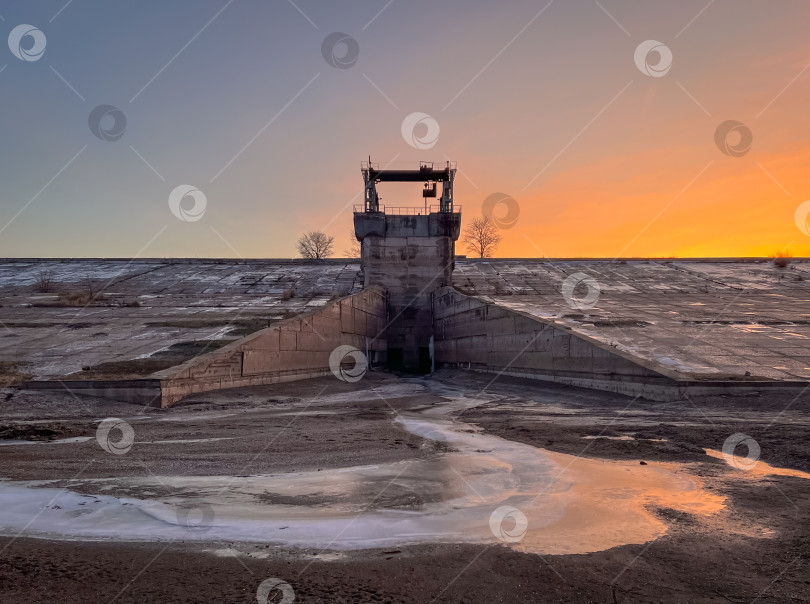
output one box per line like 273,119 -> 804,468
353,159 -> 462,373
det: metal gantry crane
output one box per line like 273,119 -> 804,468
361,158 -> 457,213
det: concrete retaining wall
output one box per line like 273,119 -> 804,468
154,286 -> 387,407
432,287 -> 684,400
24,287 -> 388,408
22,379 -> 163,407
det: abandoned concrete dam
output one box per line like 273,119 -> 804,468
3,253 -> 808,407
4,161 -> 807,408
3,162 -> 810,601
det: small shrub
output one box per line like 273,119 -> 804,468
126,300 -> 141,308
34,269 -> 55,293
282,288 -> 294,300
769,250 -> 793,268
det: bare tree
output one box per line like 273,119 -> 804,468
345,229 -> 361,258
34,269 -> 55,293
462,216 -> 502,258
297,231 -> 335,260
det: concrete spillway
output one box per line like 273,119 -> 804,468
4,257 -> 809,405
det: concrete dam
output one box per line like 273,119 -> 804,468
5,162 -> 809,406
5,254 -> 810,406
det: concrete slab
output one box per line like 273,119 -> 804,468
453,259 -> 810,381
0,259 -> 361,380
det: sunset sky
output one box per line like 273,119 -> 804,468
1,0 -> 809,258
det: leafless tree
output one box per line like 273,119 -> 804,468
345,229 -> 361,258
462,216 -> 502,258
34,269 -> 55,293
297,231 -> 335,260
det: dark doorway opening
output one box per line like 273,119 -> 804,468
387,347 -> 403,371
385,346 -> 432,374
418,347 -> 432,374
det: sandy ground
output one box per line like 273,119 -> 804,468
0,371 -> 808,603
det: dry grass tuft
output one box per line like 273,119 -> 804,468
769,251 -> 793,268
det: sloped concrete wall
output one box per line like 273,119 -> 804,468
156,286 -> 387,407
433,287 -> 680,400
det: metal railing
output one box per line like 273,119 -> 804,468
353,204 -> 461,215
361,160 -> 457,171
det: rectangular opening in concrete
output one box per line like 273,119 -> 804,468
387,347 -> 403,371
418,347 -> 432,374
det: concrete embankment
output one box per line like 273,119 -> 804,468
24,286 -> 387,408
432,287 -> 808,401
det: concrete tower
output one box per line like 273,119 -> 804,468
353,160 -> 461,372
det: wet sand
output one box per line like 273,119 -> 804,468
1,370 -> 809,602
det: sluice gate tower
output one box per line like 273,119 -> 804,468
353,159 -> 461,373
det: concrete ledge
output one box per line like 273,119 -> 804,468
22,379 -> 163,407
447,366 -> 807,402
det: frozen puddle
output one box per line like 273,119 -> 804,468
0,393 -> 726,555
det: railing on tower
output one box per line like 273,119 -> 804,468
353,204 -> 462,215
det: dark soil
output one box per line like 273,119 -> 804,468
0,372 -> 808,603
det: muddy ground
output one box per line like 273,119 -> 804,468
0,370 -> 808,603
